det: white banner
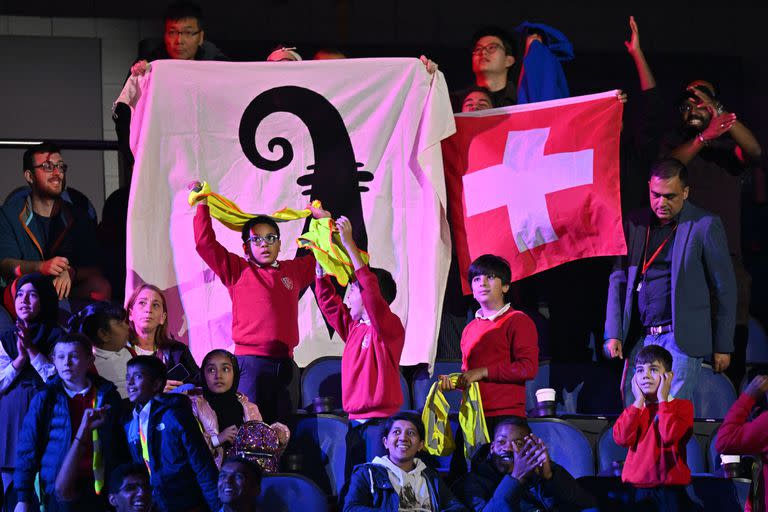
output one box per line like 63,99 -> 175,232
125,58 -> 455,367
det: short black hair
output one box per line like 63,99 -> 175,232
127,355 -> 168,392
368,267 -> 397,305
68,301 -> 126,348
383,412 -> 425,441
107,463 -> 149,495
649,158 -> 688,188
461,86 -> 494,106
468,254 -> 512,287
53,333 -> 94,356
493,416 -> 531,437
635,345 -> 674,372
471,26 -> 517,57
164,1 -> 204,29
221,455 -> 263,487
241,215 -> 280,243
23,141 -> 61,172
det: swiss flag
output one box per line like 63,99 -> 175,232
443,91 -> 626,291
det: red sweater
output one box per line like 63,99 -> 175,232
315,267 -> 405,419
194,205 -> 314,358
613,400 -> 694,487
715,393 -> 768,512
460,308 -> 538,418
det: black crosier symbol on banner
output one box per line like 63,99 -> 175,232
238,85 -> 374,334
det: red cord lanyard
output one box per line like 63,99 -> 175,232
641,223 -> 678,277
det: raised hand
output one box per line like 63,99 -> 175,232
624,16 -> 642,55
700,112 -> 737,143
657,371 -> 673,403
308,202 -> 331,219
163,379 -> 184,393
631,373 -> 646,408
419,55 -> 438,74
510,437 -> 547,482
530,434 -> 553,479
335,216 -> 356,249
77,406 -> 111,439
130,60 -> 150,77
744,375 -> 768,400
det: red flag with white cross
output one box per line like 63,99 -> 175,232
443,91 -> 626,292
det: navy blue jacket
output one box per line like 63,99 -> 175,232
605,202 -> 737,356
124,393 -> 220,512
453,458 -> 597,511
14,375 -> 128,503
341,461 -> 468,511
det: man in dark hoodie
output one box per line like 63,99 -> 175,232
454,418 -> 597,511
124,355 -> 220,512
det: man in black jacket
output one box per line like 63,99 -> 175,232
454,417 -> 597,511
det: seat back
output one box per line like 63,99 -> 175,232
747,316 -> 768,364
300,356 -> 342,410
290,416 -> 351,495
525,361 -> 551,414
258,473 -> 329,512
399,373 -> 412,410
692,364 -> 737,420
529,418 -> 594,478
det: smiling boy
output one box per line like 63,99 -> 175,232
612,345 -> 695,510
342,412 -> 467,511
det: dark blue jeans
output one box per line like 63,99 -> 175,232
236,355 -> 294,425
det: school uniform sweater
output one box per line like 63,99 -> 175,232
613,399 -> 694,487
194,204 -> 314,358
460,308 -> 539,418
315,266 -> 405,419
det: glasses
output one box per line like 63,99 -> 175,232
119,483 -> 150,493
165,30 -> 201,38
472,43 -> 504,56
246,234 -> 279,246
32,161 -> 68,173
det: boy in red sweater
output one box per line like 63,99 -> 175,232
440,254 -> 538,432
715,374 -> 768,512
314,216 -> 405,420
613,344 -> 695,511
193,196 -> 329,424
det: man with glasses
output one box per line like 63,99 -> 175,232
107,464 -> 153,512
454,417 -> 597,511
0,142 -> 110,301
663,81 -> 762,390
193,193 -> 329,424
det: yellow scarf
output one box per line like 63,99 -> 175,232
188,181 -> 368,286
421,373 -> 490,460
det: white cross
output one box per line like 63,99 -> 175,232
463,127 -> 594,252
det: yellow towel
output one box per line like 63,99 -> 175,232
422,373 -> 490,460
189,181 -> 368,285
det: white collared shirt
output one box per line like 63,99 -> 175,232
474,303 -> 512,321
132,400 -> 153,443
63,379 -> 92,399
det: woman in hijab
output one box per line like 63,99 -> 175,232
189,349 -> 290,468
0,273 -> 63,495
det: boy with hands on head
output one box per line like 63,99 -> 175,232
612,345 -> 695,511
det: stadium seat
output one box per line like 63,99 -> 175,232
525,361 -> 551,415
747,316 -> 768,364
300,356 -> 411,412
692,364 -> 737,420
528,418 -> 594,478
689,475 -> 750,511
300,356 -> 343,411
412,360 -> 462,411
289,415 -> 352,496
597,425 -> 706,475
258,473 -> 329,512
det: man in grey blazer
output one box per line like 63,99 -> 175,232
604,158 -> 736,403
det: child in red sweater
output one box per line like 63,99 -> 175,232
193,196 -> 329,424
715,374 -> 768,512
440,254 -> 538,432
613,344 -> 695,511
314,216 -> 405,420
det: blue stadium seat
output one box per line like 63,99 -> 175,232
692,364 -> 737,420
708,428 -> 721,473
529,418 -> 594,478
301,356 -> 411,411
597,425 -> 706,475
290,415 -> 351,496
412,360 -> 462,411
300,356 -> 342,410
747,316 -> 768,364
525,362 -> 551,415
258,473 -> 329,512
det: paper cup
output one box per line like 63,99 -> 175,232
720,455 -> 741,465
536,388 -> 556,403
